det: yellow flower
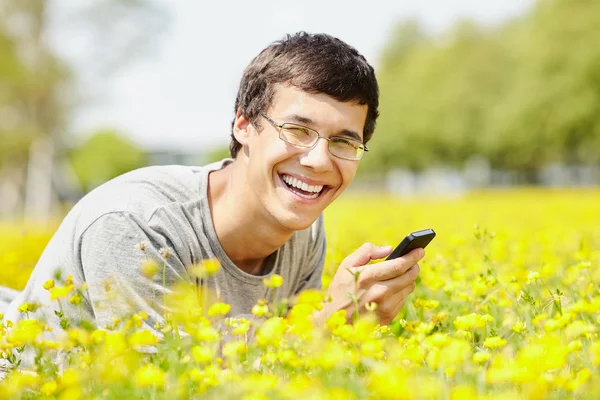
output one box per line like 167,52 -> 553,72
129,330 -> 159,347
277,349 -> 300,368
453,313 -> 494,331
68,293 -> 81,305
231,318 -> 251,336
532,313 -> 548,325
103,331 -> 127,356
361,339 -> 384,359
140,258 -> 159,278
43,279 -> 55,290
68,328 -> 91,346
568,339 -> 583,352
6,319 -> 44,344
591,341 -> 600,366
40,381 -> 58,396
49,284 -> 74,300
450,385 -> 477,400
424,333 -> 450,349
207,302 -> 231,317
483,336 -> 507,349
134,364 -> 166,388
415,321 -> 436,334
565,320 -> 596,339
252,301 -> 270,318
565,368 -> 591,392
432,311 -> 449,323
256,317 -> 286,348
414,298 -> 440,311
223,340 -> 247,359
512,320 -> 526,333
192,345 -> 214,364
90,329 -> 106,344
196,325 -> 220,342
263,274 -> 284,288
526,271 -> 540,284
439,339 -> 471,366
1,371 -> 40,396
17,302 -> 40,313
190,259 -> 221,278
326,310 -> 347,331
60,368 -> 80,387
473,351 -> 492,364
296,289 -> 325,307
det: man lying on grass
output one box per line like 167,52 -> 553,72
5,32 -> 424,336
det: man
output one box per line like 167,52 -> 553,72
4,32 -> 423,334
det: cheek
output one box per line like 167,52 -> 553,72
339,163 -> 358,187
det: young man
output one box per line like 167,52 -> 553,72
4,32 -> 423,334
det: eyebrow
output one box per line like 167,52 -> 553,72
283,113 -> 364,142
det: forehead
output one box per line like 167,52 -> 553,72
268,84 -> 368,138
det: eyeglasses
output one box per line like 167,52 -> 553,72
260,113 -> 368,161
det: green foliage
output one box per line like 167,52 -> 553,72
206,146 -> 232,164
69,130 -> 148,190
0,7 -> 71,165
368,0 -> 600,174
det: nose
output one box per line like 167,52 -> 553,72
299,137 -> 334,173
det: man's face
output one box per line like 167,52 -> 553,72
234,84 -> 368,231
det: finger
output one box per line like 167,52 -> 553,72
358,248 -> 424,283
344,242 -> 393,268
365,284 -> 416,324
360,265 -> 419,304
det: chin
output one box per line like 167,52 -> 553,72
275,210 -> 319,232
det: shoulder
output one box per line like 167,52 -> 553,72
68,160 -> 232,238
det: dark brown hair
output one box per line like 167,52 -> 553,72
229,32 -> 379,158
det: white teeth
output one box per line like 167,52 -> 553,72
281,174 -> 324,195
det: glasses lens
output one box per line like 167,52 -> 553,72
280,124 -> 317,147
329,137 -> 364,160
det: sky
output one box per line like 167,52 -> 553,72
54,0 -> 535,152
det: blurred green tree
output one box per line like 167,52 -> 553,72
368,0 -> 600,178
206,146 -> 232,164
0,0 -> 167,219
69,130 -> 148,191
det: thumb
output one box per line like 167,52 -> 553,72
344,242 -> 393,268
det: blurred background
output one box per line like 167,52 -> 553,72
1,0 -> 599,223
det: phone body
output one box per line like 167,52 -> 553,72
385,229 -> 436,260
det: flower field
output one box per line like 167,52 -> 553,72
1,188 -> 600,399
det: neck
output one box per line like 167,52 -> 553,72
207,160 -> 293,275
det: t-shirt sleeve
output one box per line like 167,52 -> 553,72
294,214 -> 326,294
78,212 -> 192,330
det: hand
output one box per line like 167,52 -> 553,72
315,242 -> 424,325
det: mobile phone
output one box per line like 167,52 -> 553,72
385,229 -> 436,260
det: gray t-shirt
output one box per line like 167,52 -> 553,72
4,159 -> 325,334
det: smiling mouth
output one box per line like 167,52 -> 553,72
279,174 -> 326,200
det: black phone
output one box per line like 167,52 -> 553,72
385,229 -> 436,260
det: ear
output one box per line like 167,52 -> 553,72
232,108 -> 252,146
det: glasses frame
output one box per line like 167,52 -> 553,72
260,112 -> 369,161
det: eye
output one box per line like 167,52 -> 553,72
284,126 -> 312,137
332,137 -> 361,149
